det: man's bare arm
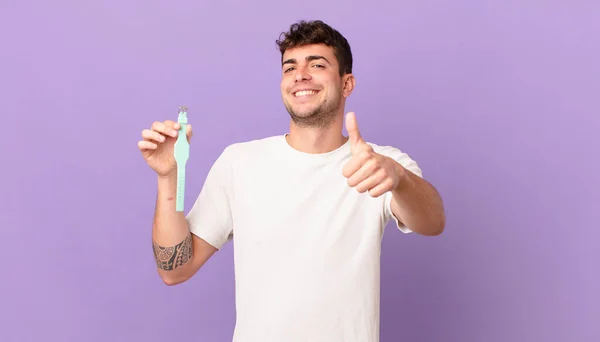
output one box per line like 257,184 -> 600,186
152,174 -> 217,285
390,166 -> 445,236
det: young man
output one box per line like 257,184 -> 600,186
138,20 -> 445,342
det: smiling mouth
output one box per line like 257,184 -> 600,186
293,90 -> 320,97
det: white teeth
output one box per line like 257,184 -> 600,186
295,90 -> 318,97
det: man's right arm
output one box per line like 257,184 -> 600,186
151,174 -> 217,286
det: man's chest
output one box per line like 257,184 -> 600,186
229,165 -> 386,248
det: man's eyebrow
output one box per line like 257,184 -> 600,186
282,58 -> 296,66
282,55 -> 330,66
306,55 -> 330,64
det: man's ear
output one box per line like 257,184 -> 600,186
342,74 -> 356,97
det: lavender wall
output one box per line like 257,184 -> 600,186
2,1 -> 598,341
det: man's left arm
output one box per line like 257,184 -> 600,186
343,112 -> 445,236
390,163 -> 445,236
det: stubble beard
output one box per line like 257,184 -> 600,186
284,95 -> 341,129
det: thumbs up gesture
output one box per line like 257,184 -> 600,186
342,112 -> 407,197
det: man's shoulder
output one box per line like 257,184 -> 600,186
207,135 -> 283,175
222,135 -> 283,155
365,141 -> 406,157
214,135 -> 284,165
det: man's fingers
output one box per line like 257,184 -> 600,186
342,150 -> 370,178
366,178 -> 392,197
138,140 -> 157,151
342,157 -> 361,178
342,146 -> 376,181
142,129 -> 166,143
151,121 -> 178,137
346,166 -> 391,197
355,177 -> 378,194
143,119 -> 191,147
168,121 -> 193,140
186,123 -> 193,139
347,159 -> 380,188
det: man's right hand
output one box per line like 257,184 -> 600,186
138,120 -> 193,177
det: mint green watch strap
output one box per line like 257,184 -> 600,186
174,106 -> 189,212
176,163 -> 186,212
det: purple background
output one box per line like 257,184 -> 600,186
1,1 -> 598,341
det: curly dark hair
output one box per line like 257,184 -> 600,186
276,20 -> 353,77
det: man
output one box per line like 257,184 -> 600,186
138,20 -> 445,342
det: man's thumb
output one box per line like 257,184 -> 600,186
346,112 -> 363,147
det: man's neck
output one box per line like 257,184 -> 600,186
286,117 -> 348,154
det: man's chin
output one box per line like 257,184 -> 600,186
292,109 -> 317,118
287,104 -> 318,118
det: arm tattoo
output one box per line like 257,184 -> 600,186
153,234 -> 193,271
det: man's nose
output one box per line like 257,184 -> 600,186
295,66 -> 312,82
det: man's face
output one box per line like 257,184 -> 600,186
280,43 -> 351,127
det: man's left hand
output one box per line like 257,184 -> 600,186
342,112 -> 407,197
